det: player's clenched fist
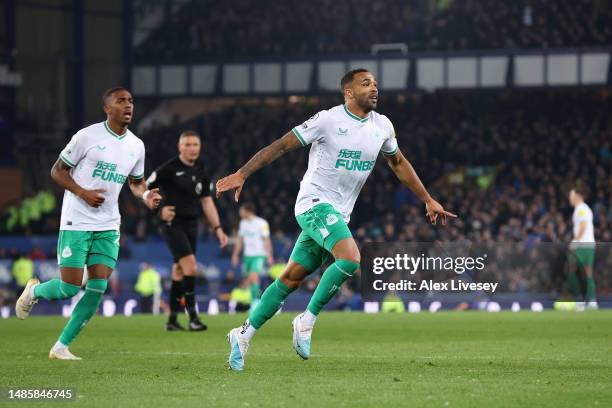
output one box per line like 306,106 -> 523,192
144,188 -> 162,210
78,188 -> 106,208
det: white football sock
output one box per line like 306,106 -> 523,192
301,310 -> 317,326
52,340 -> 68,351
29,283 -> 38,299
241,321 -> 257,341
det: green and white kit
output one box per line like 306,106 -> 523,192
239,216 -> 270,274
571,202 -> 596,267
289,104 -> 398,268
58,121 -> 145,268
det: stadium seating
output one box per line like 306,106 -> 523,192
134,0 -> 612,60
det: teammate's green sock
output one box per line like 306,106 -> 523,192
59,279 -> 107,346
585,276 -> 596,301
249,279 -> 294,329
34,279 -> 80,300
567,272 -> 581,299
307,259 -> 359,315
250,282 -> 261,300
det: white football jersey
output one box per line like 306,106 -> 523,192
292,104 -> 398,222
572,202 -> 595,243
239,216 -> 270,257
58,121 -> 145,231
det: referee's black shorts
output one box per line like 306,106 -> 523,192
163,217 -> 197,262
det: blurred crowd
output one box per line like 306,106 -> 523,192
138,89 -> 612,245
6,89 -> 611,245
135,0 -> 612,60
144,88 -> 612,294
2,88 -> 611,295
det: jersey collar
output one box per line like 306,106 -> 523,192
104,121 -> 127,140
343,104 -> 369,123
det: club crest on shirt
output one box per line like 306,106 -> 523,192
326,214 -> 338,226
146,171 -> 157,184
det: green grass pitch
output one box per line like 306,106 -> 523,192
1,311 -> 611,407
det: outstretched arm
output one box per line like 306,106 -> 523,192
383,149 -> 457,225
216,131 -> 302,202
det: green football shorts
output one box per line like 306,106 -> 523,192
571,245 -> 596,269
289,203 -> 353,272
243,255 -> 267,274
57,230 -> 120,269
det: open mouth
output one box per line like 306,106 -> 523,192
369,94 -> 378,102
123,111 -> 133,120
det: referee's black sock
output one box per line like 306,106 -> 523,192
183,276 -> 199,320
169,279 -> 184,323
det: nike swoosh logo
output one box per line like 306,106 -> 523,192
176,171 -> 185,176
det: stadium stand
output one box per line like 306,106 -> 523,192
134,0 -> 612,60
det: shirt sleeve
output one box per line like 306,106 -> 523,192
238,220 -> 245,237
129,143 -> 145,179
380,117 -> 399,156
59,131 -> 88,168
146,162 -> 166,189
199,170 -> 211,197
260,220 -> 270,238
291,110 -> 329,146
575,207 -> 590,223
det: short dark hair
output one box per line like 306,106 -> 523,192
340,68 -> 370,92
240,202 -> 256,214
179,130 -> 201,140
572,185 -> 588,199
102,87 -> 130,106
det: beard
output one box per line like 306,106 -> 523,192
356,95 -> 377,112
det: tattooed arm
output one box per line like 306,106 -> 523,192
215,131 -> 302,202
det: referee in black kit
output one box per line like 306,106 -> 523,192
147,130 -> 228,331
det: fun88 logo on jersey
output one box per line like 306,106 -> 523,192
92,161 -> 127,184
335,149 -> 375,171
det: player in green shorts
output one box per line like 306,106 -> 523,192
217,68 -> 456,371
231,203 -> 273,306
568,187 -> 598,310
15,87 -> 161,359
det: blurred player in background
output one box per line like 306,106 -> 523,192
231,203 -> 273,308
568,187 -> 598,310
147,130 -> 229,332
217,69 -> 456,370
15,87 -> 161,359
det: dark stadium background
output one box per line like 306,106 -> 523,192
1,0 -> 611,317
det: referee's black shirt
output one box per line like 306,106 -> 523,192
147,156 -> 211,219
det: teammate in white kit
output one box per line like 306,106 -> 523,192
15,87 -> 161,359
232,203 -> 273,305
217,69 -> 456,371
568,187 -> 598,309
